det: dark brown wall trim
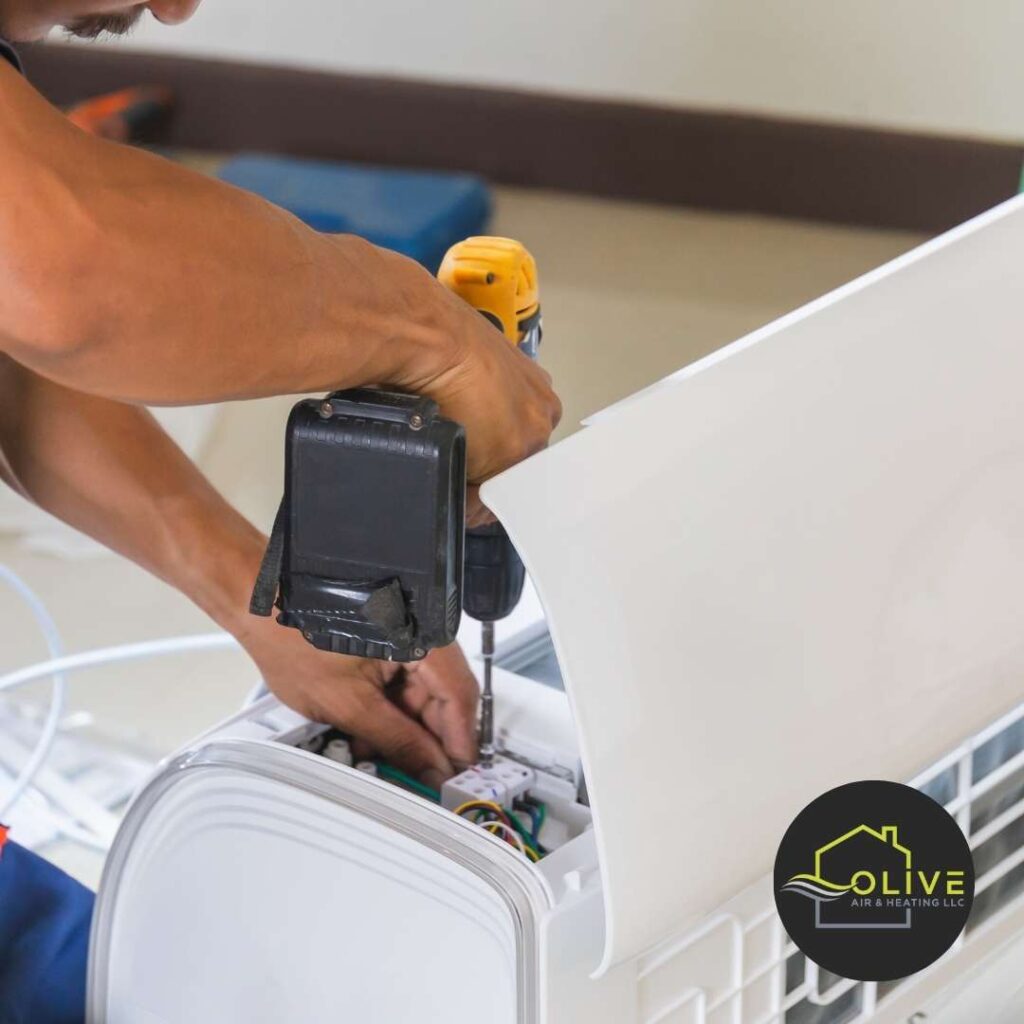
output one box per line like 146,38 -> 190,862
20,42 -> 1024,233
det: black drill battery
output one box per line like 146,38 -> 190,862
250,388 -> 466,662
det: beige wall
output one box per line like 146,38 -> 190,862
98,0 -> 1024,141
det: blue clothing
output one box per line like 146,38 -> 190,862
0,839 -> 93,1024
0,38 -> 20,73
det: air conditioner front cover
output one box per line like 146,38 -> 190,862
87,739 -> 549,1023
484,196 -> 1024,972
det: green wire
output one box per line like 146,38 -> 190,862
505,807 -> 545,854
373,765 -> 550,859
471,805 -> 543,855
531,800 -> 547,840
375,762 -> 441,802
515,798 -> 547,843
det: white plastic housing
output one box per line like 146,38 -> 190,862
87,703 -> 555,1024
485,194 -> 1024,971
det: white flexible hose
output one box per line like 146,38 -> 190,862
0,565 -> 67,819
0,565 -> 241,844
0,632 -> 240,696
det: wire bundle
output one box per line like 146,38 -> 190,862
452,799 -> 546,862
365,762 -> 549,863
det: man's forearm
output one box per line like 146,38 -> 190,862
0,354 -> 482,776
0,63 -> 561,507
0,62 -> 466,405
0,355 -> 262,637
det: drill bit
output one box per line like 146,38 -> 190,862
437,239 -> 541,773
479,620 -> 496,768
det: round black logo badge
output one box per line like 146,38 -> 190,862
774,780 -> 974,982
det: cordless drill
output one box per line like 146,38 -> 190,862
252,238 -> 541,765
438,237 -> 542,767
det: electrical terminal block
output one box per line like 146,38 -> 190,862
441,757 -> 535,811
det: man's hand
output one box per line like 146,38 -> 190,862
240,612 -> 479,786
384,280 -> 562,525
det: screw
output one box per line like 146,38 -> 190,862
409,413 -> 425,430
319,400 -> 333,418
413,647 -> 426,658
303,631 -> 313,642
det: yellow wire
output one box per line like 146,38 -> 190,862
453,799 -> 506,818
453,800 -> 541,862
482,822 -> 541,862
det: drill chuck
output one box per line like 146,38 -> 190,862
463,521 -> 526,624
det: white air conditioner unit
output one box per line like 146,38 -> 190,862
87,195 -> 1024,1023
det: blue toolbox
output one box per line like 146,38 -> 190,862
217,154 -> 492,272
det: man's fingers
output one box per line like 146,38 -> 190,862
424,695 -> 479,770
410,646 -> 480,768
348,737 -> 375,763
336,685 -> 454,786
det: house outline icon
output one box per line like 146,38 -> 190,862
814,824 -> 913,930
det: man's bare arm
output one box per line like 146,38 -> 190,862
0,62 -> 559,497
0,354 -> 479,780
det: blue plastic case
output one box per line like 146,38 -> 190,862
217,154 -> 491,272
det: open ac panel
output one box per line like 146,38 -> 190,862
277,639 -> 594,866
271,577 -> 596,867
